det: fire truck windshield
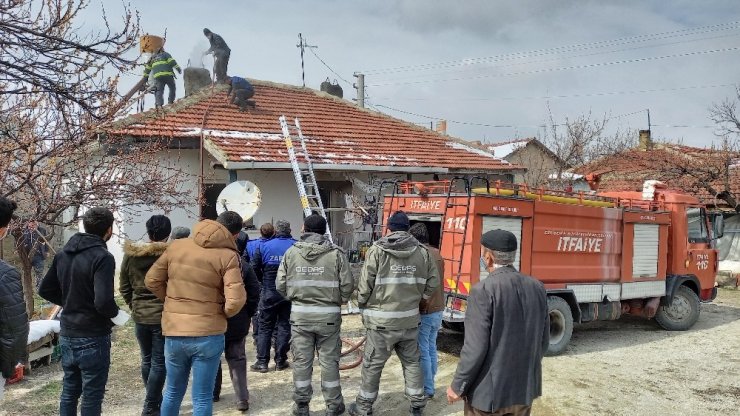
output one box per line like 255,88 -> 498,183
687,207 -> 710,243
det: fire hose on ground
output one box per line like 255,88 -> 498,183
339,336 -> 366,370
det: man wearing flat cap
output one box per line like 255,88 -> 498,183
350,211 -> 439,416
447,229 -> 549,416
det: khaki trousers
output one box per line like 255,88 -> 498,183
291,323 -> 344,410
465,401 -> 531,416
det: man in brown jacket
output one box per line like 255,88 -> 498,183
145,211 -> 246,416
409,223 -> 444,399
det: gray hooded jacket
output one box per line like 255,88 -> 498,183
358,231 -> 439,330
276,233 -> 354,325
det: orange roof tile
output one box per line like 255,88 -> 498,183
104,80 -> 519,173
576,145 -> 740,206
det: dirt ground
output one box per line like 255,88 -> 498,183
2,289 -> 739,416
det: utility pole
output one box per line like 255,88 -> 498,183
353,72 -> 365,108
296,33 -> 317,88
646,108 -> 651,131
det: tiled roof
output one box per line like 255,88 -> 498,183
486,138 -> 532,158
104,80 -> 519,173
575,144 -> 740,206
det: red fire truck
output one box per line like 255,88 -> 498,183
378,179 -> 722,354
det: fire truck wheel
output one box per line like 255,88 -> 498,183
545,296 -> 573,356
655,285 -> 700,331
442,321 -> 464,333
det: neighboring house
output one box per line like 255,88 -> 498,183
574,133 -> 740,266
98,79 -> 522,264
486,138 -> 589,190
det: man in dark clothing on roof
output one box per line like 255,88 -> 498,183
349,211 -> 439,416
250,220 -> 296,373
226,76 -> 255,111
203,28 -> 231,84
39,207 -> 129,416
447,229 -> 549,416
0,197 -> 28,403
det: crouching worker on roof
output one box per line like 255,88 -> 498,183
349,211 -> 440,416
226,76 -> 255,111
276,214 -> 354,416
142,47 -> 182,108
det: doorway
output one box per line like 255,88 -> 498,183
408,214 -> 442,248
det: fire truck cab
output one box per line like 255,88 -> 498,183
380,179 -> 722,355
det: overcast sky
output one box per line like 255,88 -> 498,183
87,0 -> 739,147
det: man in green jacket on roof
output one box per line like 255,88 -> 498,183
142,47 -> 182,107
349,211 -> 440,416
277,214 -> 354,416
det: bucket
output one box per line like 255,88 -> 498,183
140,35 -> 165,53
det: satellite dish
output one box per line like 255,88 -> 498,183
216,180 -> 262,221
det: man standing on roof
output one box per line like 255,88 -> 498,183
226,76 -> 255,111
349,211 -> 439,416
447,230 -> 549,416
277,214 -> 354,416
143,47 -> 182,108
250,220 -> 296,373
203,28 -> 231,84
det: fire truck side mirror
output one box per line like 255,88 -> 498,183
711,213 -> 725,239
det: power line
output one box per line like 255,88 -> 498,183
361,20 -> 740,75
370,32 -> 740,83
371,83 -> 737,102
307,48 -> 353,86
369,102 -> 714,130
366,46 -> 740,87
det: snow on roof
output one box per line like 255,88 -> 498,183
487,139 -> 530,158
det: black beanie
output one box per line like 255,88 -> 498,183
387,211 -> 410,232
146,215 -> 172,242
304,214 -> 327,234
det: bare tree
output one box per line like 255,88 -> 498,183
537,107 -> 637,187
1,1 -> 193,316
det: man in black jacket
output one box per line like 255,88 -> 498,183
447,230 -> 549,416
0,197 -> 28,402
39,207 -> 129,416
213,229 -> 260,412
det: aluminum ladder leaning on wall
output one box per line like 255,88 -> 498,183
279,115 -> 333,243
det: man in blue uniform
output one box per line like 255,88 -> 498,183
250,220 -> 296,372
226,76 -> 255,111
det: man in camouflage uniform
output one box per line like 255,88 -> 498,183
277,214 -> 354,416
349,211 -> 440,416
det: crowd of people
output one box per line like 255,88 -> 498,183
0,193 -> 550,416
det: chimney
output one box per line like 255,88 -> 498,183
435,120 -> 447,135
183,67 -> 212,97
638,129 -> 652,151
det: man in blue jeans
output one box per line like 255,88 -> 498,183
39,208 -> 130,416
409,223 -> 445,399
146,211 -> 246,416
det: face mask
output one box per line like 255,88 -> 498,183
480,256 -> 487,270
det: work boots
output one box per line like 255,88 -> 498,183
293,402 -> 310,416
250,362 -> 269,373
348,403 -> 372,416
326,402 -> 346,416
409,406 -> 424,415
